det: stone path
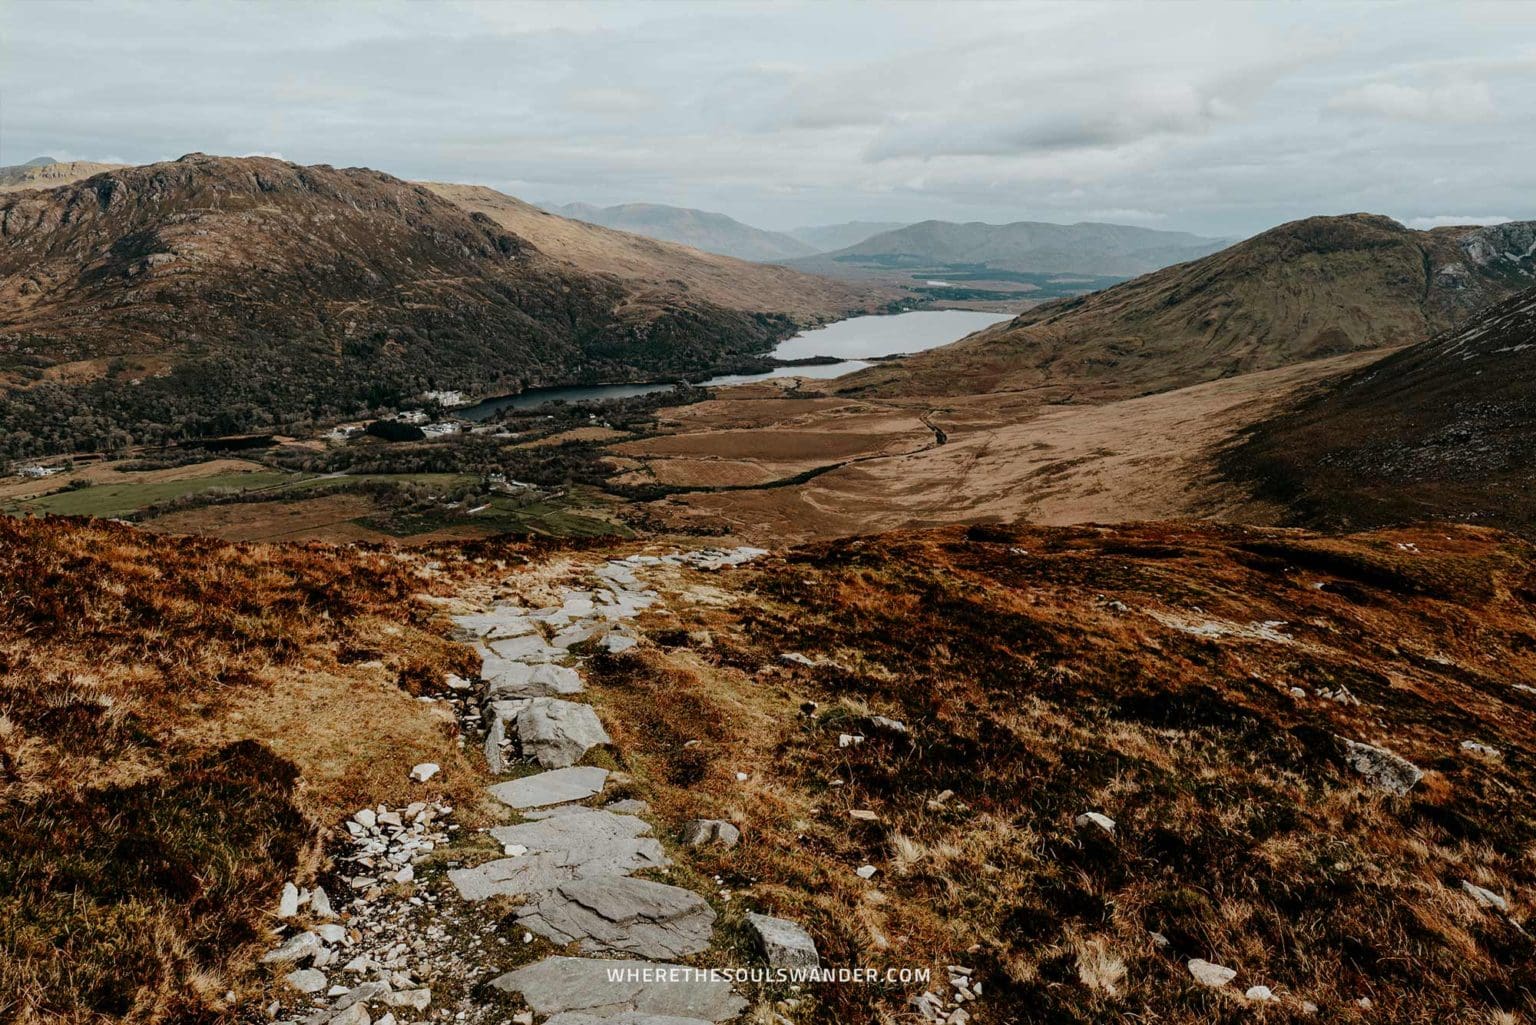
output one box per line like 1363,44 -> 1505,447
453,548 -> 766,1021
258,547 -> 781,1025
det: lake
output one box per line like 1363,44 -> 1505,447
456,308 -> 1013,419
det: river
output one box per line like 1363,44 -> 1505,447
456,308 -> 1013,420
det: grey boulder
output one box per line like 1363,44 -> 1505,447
489,662 -> 585,699
518,698 -> 612,768
745,912 -> 819,969
679,819 -> 741,849
1339,737 -> 1423,795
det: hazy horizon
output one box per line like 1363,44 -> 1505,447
4,0 -> 1535,237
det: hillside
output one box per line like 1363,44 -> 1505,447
792,218 -> 1228,278
10,517 -> 1536,1024
550,201 -> 816,262
0,155 -> 851,461
786,220 -> 908,252
0,157 -> 128,193
850,214 -> 1536,399
424,183 -> 863,321
0,515 -> 472,1023
1225,283 -> 1536,535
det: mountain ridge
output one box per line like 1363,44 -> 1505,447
845,212 -> 1536,400
791,217 -> 1230,278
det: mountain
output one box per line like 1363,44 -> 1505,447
850,214 -> 1536,399
1225,282 -> 1536,535
0,154 -> 860,460
786,220 -> 908,252
0,157 -> 128,192
548,201 -> 817,262
425,183 -> 861,321
794,218 -> 1229,277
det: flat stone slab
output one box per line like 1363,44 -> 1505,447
492,956 -> 745,1021
519,697 -> 612,768
487,766 -> 609,810
452,608 -> 536,639
447,838 -> 667,900
553,618 -> 609,649
544,1014 -> 717,1025
488,662 -> 584,699
486,635 -> 567,663
491,807 -> 653,849
447,808 -> 671,900
517,876 -> 716,959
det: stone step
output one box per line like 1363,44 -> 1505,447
488,766 -> 609,810
492,956 -> 745,1022
515,876 -> 717,960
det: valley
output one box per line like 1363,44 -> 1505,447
5,75 -> 1536,1025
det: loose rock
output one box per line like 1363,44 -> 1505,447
679,819 -> 741,848
1187,959 -> 1236,988
1338,737 -> 1422,795
285,968 -> 327,993
1075,812 -> 1116,835
746,912 -> 820,969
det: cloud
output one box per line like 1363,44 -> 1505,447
563,88 -> 660,115
2,0 -> 1534,236
1326,80 -> 1496,123
1404,214 -> 1512,230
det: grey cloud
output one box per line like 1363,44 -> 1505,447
2,0 -> 1534,237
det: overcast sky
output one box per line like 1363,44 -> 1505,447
3,0 -> 1534,237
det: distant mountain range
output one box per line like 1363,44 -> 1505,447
424,184 -> 868,322
785,221 -> 909,253
849,213 -> 1536,399
790,219 -> 1231,279
547,202 -> 818,262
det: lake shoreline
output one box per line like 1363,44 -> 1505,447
454,308 -> 1016,420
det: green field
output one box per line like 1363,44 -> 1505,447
5,471 -> 299,518
6,466 -> 627,540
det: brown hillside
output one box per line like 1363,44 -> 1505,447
0,155 -> 827,460
423,182 -> 867,322
1224,283 -> 1536,536
849,214 -> 1536,400
0,516 -> 473,1022
625,520 -> 1536,1022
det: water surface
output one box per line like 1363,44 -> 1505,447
458,308 -> 1013,419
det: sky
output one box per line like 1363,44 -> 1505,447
3,0 -> 1534,238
